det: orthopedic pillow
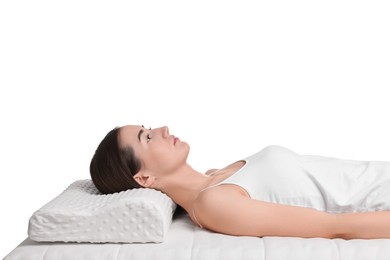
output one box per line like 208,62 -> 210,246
28,179 -> 177,243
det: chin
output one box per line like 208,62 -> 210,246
182,142 -> 190,156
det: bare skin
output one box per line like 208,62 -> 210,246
119,125 -> 390,239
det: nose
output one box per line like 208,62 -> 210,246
161,126 -> 169,138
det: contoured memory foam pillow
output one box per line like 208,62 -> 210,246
28,179 -> 177,243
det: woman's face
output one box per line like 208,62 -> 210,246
119,125 -> 190,176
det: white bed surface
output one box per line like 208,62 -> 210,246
5,213 -> 390,260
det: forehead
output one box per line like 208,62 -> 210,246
118,125 -> 142,148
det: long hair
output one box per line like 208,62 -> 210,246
90,127 -> 143,194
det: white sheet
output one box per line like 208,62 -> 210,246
5,213 -> 390,260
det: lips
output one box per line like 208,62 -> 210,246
173,136 -> 180,145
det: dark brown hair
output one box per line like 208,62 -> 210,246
90,127 -> 143,194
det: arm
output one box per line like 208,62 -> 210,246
193,185 -> 340,238
338,211 -> 390,239
194,186 -> 390,239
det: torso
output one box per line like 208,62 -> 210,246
203,160 -> 249,195
189,145 -> 390,228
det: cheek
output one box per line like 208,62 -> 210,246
149,145 -> 189,171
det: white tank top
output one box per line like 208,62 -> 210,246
215,145 -> 390,213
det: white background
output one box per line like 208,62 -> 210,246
1,0 -> 389,257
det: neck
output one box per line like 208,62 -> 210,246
156,164 -> 213,213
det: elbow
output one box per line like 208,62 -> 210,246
331,214 -> 351,239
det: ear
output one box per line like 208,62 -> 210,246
133,171 -> 156,188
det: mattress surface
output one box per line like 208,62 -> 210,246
5,213 -> 390,260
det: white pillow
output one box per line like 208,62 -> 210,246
28,179 -> 177,243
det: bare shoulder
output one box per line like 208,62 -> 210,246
192,185 -> 252,232
192,185 -> 338,238
195,184 -> 248,210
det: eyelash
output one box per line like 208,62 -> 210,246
146,127 -> 152,142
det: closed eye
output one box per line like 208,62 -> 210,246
146,133 -> 152,142
146,127 -> 152,143
138,125 -> 152,143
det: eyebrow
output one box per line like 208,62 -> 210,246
137,125 -> 145,142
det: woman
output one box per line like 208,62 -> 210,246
90,125 -> 390,239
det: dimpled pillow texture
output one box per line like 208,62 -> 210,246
28,179 -> 177,243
